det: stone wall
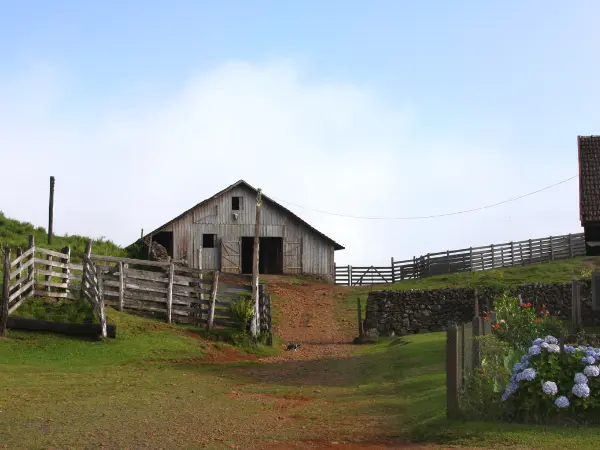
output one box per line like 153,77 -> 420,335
363,281 -> 598,336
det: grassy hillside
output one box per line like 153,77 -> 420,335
0,211 -> 126,258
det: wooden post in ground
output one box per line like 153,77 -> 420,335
61,246 -> 70,296
446,324 -> 460,418
471,316 -> 482,368
15,248 -> 22,298
390,257 -> 395,283
207,271 -> 219,330
357,296 -> 364,338
118,262 -> 125,311
166,263 -> 174,323
28,235 -> 35,286
474,290 -> 479,317
1,247 -> 11,337
48,176 -> 55,245
251,188 -> 262,338
80,240 -> 92,298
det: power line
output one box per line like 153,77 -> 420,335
270,175 -> 578,220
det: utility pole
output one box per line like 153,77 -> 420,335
251,188 -> 262,338
48,176 -> 55,245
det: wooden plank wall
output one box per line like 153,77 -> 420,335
336,232 -> 586,286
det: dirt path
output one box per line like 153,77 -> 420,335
222,280 -> 456,449
258,280 -> 354,362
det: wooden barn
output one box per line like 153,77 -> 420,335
139,180 -> 345,280
578,135 -> 600,255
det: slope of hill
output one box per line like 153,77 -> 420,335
0,211 -> 126,258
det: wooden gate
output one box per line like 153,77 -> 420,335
221,240 -> 241,274
284,240 -> 302,274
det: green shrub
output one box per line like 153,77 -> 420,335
229,294 -> 254,332
493,292 -> 566,351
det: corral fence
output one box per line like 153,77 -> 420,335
1,235 -> 272,341
336,232 -> 586,286
446,280 -> 585,418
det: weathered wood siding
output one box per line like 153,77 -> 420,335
164,186 -> 335,278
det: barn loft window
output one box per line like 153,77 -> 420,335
232,196 -> 243,210
202,234 -> 216,248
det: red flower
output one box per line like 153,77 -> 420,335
478,369 -> 485,375
535,318 -> 542,323
545,310 -> 550,317
492,323 -> 500,330
523,302 -> 532,308
484,316 -> 489,322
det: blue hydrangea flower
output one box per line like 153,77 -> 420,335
505,382 -> 519,395
532,338 -> 544,346
512,363 -> 523,373
555,396 -> 570,408
520,354 -> 529,363
544,336 -> 559,345
501,391 -> 509,402
519,368 -> 536,382
528,345 -> 541,356
584,365 -> 600,377
547,344 -> 561,354
575,373 -> 588,385
541,342 -> 550,349
582,356 -> 596,365
585,349 -> 596,357
565,346 -> 576,354
542,381 -> 558,395
572,383 -> 590,398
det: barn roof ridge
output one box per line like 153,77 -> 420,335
139,179 -> 345,251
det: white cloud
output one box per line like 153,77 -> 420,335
0,60 -> 582,266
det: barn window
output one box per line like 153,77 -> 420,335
232,196 -> 243,211
202,234 -> 216,248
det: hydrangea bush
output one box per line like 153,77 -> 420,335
500,335 -> 600,422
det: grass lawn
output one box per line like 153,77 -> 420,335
2,307 -> 599,449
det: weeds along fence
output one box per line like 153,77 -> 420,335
335,232 -> 586,286
1,236 -> 272,336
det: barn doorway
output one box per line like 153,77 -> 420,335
241,237 -> 283,274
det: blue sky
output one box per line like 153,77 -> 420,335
1,1 -> 599,265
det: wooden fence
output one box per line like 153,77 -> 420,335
446,314 -> 495,418
1,236 -> 272,337
335,232 -> 586,286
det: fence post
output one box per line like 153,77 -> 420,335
447,250 -> 451,273
348,265 -> 353,286
15,248 -> 22,299
550,236 -> 554,261
490,244 -> 495,269
166,263 -> 174,323
427,254 -> 431,275
357,296 -> 364,338
569,234 -> 573,258
28,235 -> 35,286
446,324 -> 460,418
391,257 -> 395,283
61,246 -> 70,296
528,239 -> 533,264
413,256 -> 417,278
510,242 -> 514,267
80,240 -> 92,299
207,270 -> 219,330
118,262 -> 125,311
1,247 -> 11,337
474,289 -> 479,317
469,247 -> 473,272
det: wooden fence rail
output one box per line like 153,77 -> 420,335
1,236 -> 273,340
336,232 -> 586,286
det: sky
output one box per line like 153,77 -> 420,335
0,0 -> 599,266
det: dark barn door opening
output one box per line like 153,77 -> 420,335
241,237 -> 283,274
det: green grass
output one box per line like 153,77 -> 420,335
0,210 -> 126,258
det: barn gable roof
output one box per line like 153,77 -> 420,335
578,136 -> 600,225
142,180 -> 345,250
